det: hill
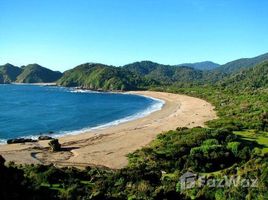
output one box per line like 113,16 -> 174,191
176,61 -> 220,70
123,61 -> 203,84
16,64 -> 62,83
220,61 -> 268,89
215,52 -> 268,74
0,74 -> 3,83
57,63 -> 157,91
0,63 -> 22,83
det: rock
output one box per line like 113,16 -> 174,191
48,139 -> 61,152
38,136 -> 53,140
7,138 -> 37,144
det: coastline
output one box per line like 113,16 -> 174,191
0,91 -> 217,169
0,87 -> 165,144
11,82 -> 57,86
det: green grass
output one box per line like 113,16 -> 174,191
80,180 -> 95,186
41,183 -> 64,192
161,172 -> 179,181
234,130 -> 268,154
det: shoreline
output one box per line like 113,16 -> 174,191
0,89 -> 165,144
10,82 -> 57,86
0,91 -> 217,169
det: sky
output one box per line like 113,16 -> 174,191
1,0 -> 268,72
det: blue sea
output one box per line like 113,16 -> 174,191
0,84 -> 164,143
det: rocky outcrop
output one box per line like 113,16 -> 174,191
7,138 -> 37,144
38,136 -> 53,140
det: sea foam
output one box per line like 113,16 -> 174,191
50,92 -> 165,138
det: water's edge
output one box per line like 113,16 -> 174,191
0,87 -> 165,144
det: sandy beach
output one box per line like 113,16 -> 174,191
0,91 -> 217,169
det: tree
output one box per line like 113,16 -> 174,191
260,112 -> 268,131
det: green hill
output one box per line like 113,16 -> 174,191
123,61 -> 203,84
220,61 -> 268,89
176,61 -> 220,70
16,64 -> 62,83
215,52 -> 268,74
0,74 -> 3,83
57,63 -> 157,91
0,63 -> 22,83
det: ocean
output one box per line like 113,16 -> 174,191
0,84 -> 164,143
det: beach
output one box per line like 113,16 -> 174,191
0,91 -> 217,169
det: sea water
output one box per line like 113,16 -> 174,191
0,84 -> 164,143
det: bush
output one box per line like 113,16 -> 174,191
227,142 -> 241,157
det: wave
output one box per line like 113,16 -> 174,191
50,94 -> 164,138
69,88 -> 100,94
0,91 -> 165,144
0,139 -> 6,145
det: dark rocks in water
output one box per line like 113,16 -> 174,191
7,138 -> 37,144
48,139 -> 61,152
38,136 -> 53,140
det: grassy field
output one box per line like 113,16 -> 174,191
234,130 -> 268,154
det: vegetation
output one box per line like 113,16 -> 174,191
57,63 -> 158,91
1,53 -> 268,199
0,63 -> 62,84
214,52 -> 268,74
123,61 -> 204,84
176,61 -> 220,70
0,63 -> 22,83
16,64 -> 62,83
219,61 -> 268,90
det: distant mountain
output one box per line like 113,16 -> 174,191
176,61 -> 220,70
220,61 -> 268,89
215,52 -> 268,74
123,61 -> 160,76
16,64 -> 62,83
2,52 -> 268,88
123,61 -> 203,83
0,63 -> 22,83
57,63 -> 157,91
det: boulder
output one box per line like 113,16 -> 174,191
38,136 -> 53,140
48,139 -> 61,152
7,138 -> 37,144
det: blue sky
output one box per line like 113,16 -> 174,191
1,0 -> 268,71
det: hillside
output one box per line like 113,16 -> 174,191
0,63 -> 22,83
220,61 -> 268,89
176,61 -> 220,70
57,63 -> 157,91
215,52 -> 268,74
123,61 -> 203,84
0,74 -> 3,83
16,64 -> 62,83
